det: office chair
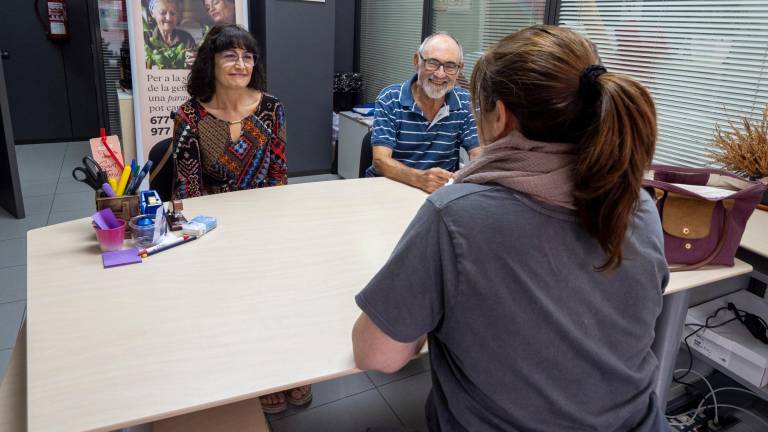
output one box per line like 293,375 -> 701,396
148,137 -> 174,202
358,130 -> 373,178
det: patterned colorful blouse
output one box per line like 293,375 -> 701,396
171,94 -> 287,199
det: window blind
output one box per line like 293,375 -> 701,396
431,0 -> 547,86
559,0 -> 768,167
359,0 -> 424,102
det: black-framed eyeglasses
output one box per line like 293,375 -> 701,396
219,50 -> 256,67
419,54 -> 461,75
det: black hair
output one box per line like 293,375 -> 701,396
187,25 -> 265,102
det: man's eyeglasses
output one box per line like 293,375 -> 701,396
219,50 -> 256,67
419,54 -> 460,75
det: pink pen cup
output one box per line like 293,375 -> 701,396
94,219 -> 127,252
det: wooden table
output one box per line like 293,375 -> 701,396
26,178 -> 426,432
653,261 -> 752,407
738,209 -> 768,278
742,209 -> 768,258
21,179 -> 757,431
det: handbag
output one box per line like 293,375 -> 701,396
643,165 -> 766,271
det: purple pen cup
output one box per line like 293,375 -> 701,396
94,219 -> 127,252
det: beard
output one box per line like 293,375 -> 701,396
418,77 -> 453,99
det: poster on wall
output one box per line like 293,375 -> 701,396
127,0 -> 249,163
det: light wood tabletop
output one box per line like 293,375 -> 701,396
665,260 -> 752,295
23,178 -> 756,431
26,178 -> 427,432
742,209 -> 768,258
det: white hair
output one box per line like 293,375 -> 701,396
149,0 -> 178,13
418,32 -> 464,64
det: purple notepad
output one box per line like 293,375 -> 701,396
102,248 -> 142,268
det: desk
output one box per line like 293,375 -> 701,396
337,111 -> 372,179
23,179 -> 755,431
27,178 -> 426,432
654,209 -> 768,407
738,209 -> 768,277
653,262 -> 752,407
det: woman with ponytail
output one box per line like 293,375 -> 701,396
352,25 -> 670,431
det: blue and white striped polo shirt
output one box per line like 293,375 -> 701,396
365,75 -> 479,177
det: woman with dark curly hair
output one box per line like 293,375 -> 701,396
170,25 -> 303,415
172,25 -> 288,200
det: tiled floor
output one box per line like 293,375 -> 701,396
0,142 -> 431,432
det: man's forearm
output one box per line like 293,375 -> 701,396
374,157 -> 423,189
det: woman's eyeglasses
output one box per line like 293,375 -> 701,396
220,51 -> 256,67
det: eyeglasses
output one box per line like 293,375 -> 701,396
419,54 -> 460,75
219,50 -> 256,67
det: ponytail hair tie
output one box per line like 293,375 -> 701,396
579,64 -> 607,102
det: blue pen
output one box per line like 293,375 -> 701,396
127,160 -> 154,195
131,159 -> 139,184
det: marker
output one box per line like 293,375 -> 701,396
108,178 -> 117,192
115,165 -> 132,196
139,235 -> 197,257
101,182 -> 116,197
127,160 -> 153,195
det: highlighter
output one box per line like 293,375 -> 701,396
101,182 -> 116,197
115,165 -> 132,196
108,178 -> 118,192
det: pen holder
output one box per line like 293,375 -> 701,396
94,219 -> 127,252
95,193 -> 140,238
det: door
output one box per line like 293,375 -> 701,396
0,0 -> 101,143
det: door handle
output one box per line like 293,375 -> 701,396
0,50 -> 9,60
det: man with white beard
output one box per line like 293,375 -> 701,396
364,32 -> 481,193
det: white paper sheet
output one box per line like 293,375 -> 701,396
671,183 -> 738,199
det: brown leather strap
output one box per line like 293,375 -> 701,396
149,142 -> 173,183
668,205 -> 731,272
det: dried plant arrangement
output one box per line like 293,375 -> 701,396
710,105 -> 768,180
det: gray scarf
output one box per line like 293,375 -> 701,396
454,130 -> 578,209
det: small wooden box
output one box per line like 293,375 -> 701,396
95,194 -> 140,238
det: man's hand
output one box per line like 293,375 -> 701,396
372,146 -> 453,193
418,167 -> 452,193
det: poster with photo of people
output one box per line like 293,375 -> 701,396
128,0 -> 247,163
143,0 -> 239,70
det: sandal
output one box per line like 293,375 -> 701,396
260,391 -> 287,415
285,385 -> 313,407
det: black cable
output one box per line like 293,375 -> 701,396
675,301 -> 768,386
669,301 -> 768,427
727,302 -> 768,344
674,306 -> 739,383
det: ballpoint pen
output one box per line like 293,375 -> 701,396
139,235 -> 197,258
127,160 -> 154,195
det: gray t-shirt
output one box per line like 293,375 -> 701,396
356,184 -> 670,432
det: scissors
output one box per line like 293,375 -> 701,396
72,157 -> 108,191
